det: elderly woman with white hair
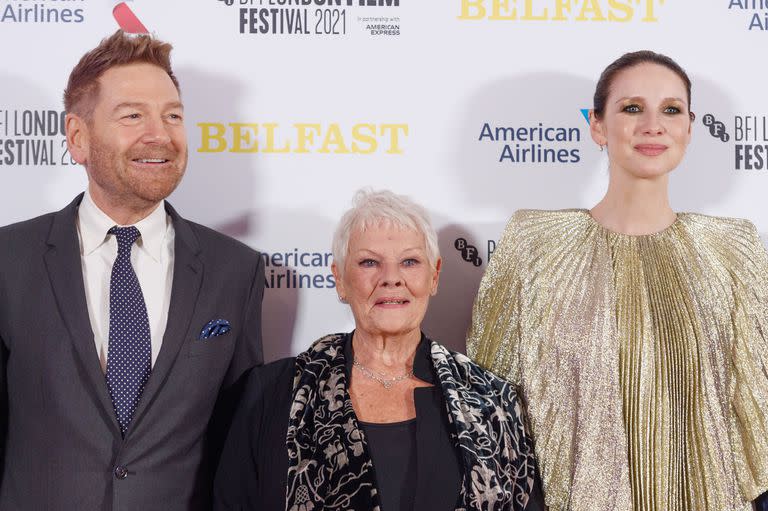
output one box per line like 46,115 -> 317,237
214,189 -> 544,511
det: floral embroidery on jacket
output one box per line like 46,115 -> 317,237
285,334 -> 537,511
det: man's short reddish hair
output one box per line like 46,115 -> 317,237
63,30 -> 180,118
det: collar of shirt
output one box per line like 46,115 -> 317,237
77,190 -> 169,262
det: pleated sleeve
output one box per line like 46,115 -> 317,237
466,213 -> 526,386
727,220 -> 768,500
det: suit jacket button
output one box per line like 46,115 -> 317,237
114,466 -> 128,480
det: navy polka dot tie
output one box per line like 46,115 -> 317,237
106,226 -> 152,436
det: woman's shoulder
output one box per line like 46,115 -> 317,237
303,332 -> 347,351
293,333 -> 348,363
252,333 -> 348,389
238,333 -> 349,414
501,208 -> 591,239
673,214 -> 768,285
256,356 -> 297,380
679,212 -> 763,253
506,207 -> 588,225
492,209 -> 593,263
679,212 -> 759,234
242,357 -> 297,402
429,339 -> 516,393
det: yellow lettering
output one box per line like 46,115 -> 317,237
263,123 -> 290,153
458,0 -> 486,19
607,0 -> 632,21
576,0 -> 606,21
380,124 -> 408,154
197,122 -> 227,153
641,0 -> 663,22
521,0 -> 548,20
457,0 -> 656,22
319,124 -> 350,154
294,123 -> 322,153
553,0 -> 571,20
351,124 -> 378,154
229,123 -> 259,153
490,0 -> 517,19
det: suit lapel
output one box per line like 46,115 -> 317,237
129,203 -> 203,432
43,193 -> 121,435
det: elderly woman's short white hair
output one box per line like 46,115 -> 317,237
332,189 -> 440,271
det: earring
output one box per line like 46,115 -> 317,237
599,145 -> 605,152
338,296 -> 348,304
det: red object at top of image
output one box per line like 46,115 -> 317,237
113,2 -> 149,34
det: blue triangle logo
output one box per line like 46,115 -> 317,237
580,109 -> 590,124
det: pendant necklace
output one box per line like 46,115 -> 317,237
352,358 -> 414,389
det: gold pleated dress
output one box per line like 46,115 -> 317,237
467,209 -> 768,511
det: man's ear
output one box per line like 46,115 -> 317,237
65,113 -> 89,165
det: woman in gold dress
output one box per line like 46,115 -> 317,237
467,51 -> 768,511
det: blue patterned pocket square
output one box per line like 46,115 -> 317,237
199,319 -> 231,340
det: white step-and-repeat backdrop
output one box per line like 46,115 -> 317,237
2,0 -> 766,361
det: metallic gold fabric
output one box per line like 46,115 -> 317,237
467,209 -> 768,511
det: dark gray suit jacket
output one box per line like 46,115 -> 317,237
0,194 -> 264,511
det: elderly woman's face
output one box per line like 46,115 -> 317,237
334,224 -> 440,340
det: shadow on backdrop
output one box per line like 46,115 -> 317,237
0,74 -> 87,225
259,259 -> 300,363
171,67 -> 259,230
454,72 -> 603,212
249,208 -> 338,362
426,73 -> 603,353
671,76 -> 737,214
423,222 -> 487,354
171,67 -> 299,364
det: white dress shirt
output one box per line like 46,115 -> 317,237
76,190 -> 175,372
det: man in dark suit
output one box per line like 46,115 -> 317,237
0,30 -> 264,510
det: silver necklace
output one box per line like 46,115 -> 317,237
352,358 -> 414,389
